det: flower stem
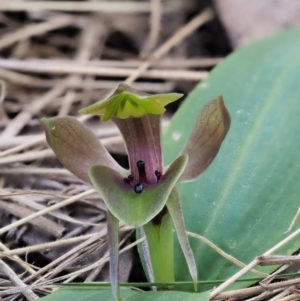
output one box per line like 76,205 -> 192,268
143,212 -> 175,286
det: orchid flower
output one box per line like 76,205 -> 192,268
41,83 -> 230,301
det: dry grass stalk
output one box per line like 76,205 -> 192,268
0,200 -> 66,238
210,225 -> 300,299
0,1 -> 153,13
0,59 -> 208,81
125,7 -> 214,84
0,241 -> 36,275
0,189 -> 96,236
0,259 -> 38,300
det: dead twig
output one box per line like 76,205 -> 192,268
0,200 -> 66,238
0,15 -> 80,51
212,278 -> 300,300
210,226 -> 300,299
125,7 -> 214,84
0,60 -> 208,81
141,0 -> 162,55
0,242 -> 36,275
0,189 -> 96,236
0,1 -> 153,13
0,259 -> 38,300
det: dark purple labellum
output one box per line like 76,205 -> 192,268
134,183 -> 143,193
155,170 -> 162,181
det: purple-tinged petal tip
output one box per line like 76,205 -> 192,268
41,116 -> 126,184
179,95 -> 231,182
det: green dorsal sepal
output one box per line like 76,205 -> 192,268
79,83 -> 183,121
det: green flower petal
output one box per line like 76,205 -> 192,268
116,96 -> 145,119
179,95 -> 230,182
107,211 -> 122,301
79,83 -> 183,121
166,188 -> 198,290
88,155 -> 188,227
41,116 -> 127,184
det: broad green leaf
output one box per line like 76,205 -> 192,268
79,83 -> 183,121
126,290 -> 210,301
88,155 -> 188,227
163,27 -> 300,291
179,95 -> 230,182
38,287 -> 137,301
41,116 -> 126,184
38,288 -> 210,301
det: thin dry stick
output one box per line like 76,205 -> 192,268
1,18 -> 105,138
0,242 -> 36,275
0,1 -> 152,13
0,167 -> 72,177
1,80 -> 68,138
259,263 -> 290,287
0,79 -> 6,103
39,225 -> 127,285
0,136 -> 44,158
0,136 -> 124,164
187,231 -> 267,277
0,67 -> 51,88
84,231 -> 133,282
58,18 -> 106,116
25,232 -> 106,284
0,134 -> 46,149
125,7 -> 214,84
61,79 -> 174,91
0,200 -> 66,238
62,215 -> 104,239
0,121 -> 122,149
276,295 -> 300,301
0,15 -> 79,51
1,27 -> 187,139
269,290 -> 297,301
244,290 -> 277,301
0,189 -> 96,236
10,196 -> 102,226
27,227 -> 132,285
40,237 -> 144,288
0,237 -> 145,296
257,254 -> 300,266
83,248 -> 108,283
0,60 -> 208,80
210,225 -> 300,299
0,149 -> 54,164
213,279 -> 300,300
0,74 -> 175,90
37,242 -> 104,283
0,57 -> 222,69
0,234 -> 94,256
141,0 -> 161,55
285,205 -> 300,233
91,57 -> 223,68
0,259 -> 38,300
